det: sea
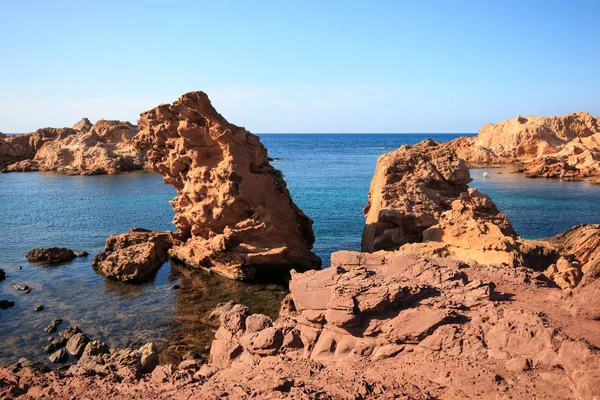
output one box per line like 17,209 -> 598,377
1,133 -> 600,366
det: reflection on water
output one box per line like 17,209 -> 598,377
0,259 -> 287,366
161,263 -> 287,364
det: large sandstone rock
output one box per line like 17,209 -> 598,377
362,138 -> 471,252
135,91 -> 320,281
92,228 -> 172,282
447,112 -> 600,180
362,139 -> 560,270
1,119 -> 145,175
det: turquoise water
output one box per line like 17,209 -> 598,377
1,133 -> 600,367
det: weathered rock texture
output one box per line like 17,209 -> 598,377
362,138 -> 472,252
135,91 -> 320,281
4,251 -> 599,399
92,228 -> 172,282
447,112 -> 600,180
1,119 -> 145,175
361,139 -> 555,270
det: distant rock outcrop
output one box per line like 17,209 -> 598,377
135,91 -> 320,281
446,112 -> 600,180
92,228 -> 172,282
1,119 -> 145,175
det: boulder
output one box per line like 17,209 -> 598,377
72,118 -> 93,133
48,349 -> 68,364
26,247 -> 77,265
92,228 -> 172,282
135,91 -> 321,281
66,333 -> 90,357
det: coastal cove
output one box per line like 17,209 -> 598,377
2,133 -> 600,367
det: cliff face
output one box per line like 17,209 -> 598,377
1,119 -> 145,175
447,112 -> 600,179
135,91 -> 320,281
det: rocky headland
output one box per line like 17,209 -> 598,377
445,112 -> 600,181
133,91 -> 321,281
2,101 -> 599,398
0,118 -> 146,175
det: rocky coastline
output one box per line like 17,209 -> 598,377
445,112 -> 600,182
0,118 -> 146,175
1,95 -> 599,399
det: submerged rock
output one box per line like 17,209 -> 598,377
92,228 -> 172,282
135,91 -> 321,281
0,300 -> 15,309
44,319 -> 63,333
0,267 -> 5,281
26,247 -> 77,265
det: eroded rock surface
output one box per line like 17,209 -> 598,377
362,138 -> 471,252
135,91 -> 320,281
92,228 -> 172,282
1,119 -> 145,175
447,112 -> 600,180
2,251 -> 600,398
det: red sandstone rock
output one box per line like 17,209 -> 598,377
92,228 -> 172,282
135,91 -> 321,281
1,119 -> 145,175
446,112 -> 600,180
362,138 -> 471,252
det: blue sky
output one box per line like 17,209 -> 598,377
1,0 -> 599,133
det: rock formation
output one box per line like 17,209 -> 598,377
26,247 -> 80,265
362,138 -> 472,252
446,112 -> 600,180
4,251 -> 599,399
92,228 -> 172,282
135,91 -> 320,281
1,119 -> 146,175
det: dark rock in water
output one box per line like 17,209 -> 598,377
172,284 -> 181,290
75,250 -> 89,257
49,348 -> 69,363
181,351 -> 204,363
59,325 -> 82,340
45,336 -> 68,353
66,332 -> 90,357
0,299 -> 15,309
12,357 -> 50,373
34,304 -> 44,311
13,284 -> 30,292
26,247 -> 77,264
0,268 -> 5,281
16,266 -> 22,270
45,319 -> 63,333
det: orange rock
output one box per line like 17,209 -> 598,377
446,112 -> 600,180
135,91 -> 320,281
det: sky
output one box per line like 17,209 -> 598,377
1,0 -> 599,133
